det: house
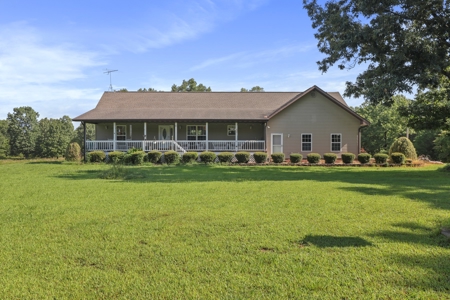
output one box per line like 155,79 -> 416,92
73,85 -> 369,159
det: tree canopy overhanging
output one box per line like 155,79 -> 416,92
303,0 -> 450,104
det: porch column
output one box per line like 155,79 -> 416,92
83,121 -> 87,162
113,122 -> 116,151
235,122 -> 238,151
143,122 -> 147,151
175,122 -> 178,141
206,122 -> 209,151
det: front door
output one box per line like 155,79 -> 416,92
159,125 -> 174,140
271,133 -> 283,154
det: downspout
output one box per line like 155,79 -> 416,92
83,121 -> 87,162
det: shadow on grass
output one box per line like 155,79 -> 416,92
53,165 -> 450,210
27,161 -> 64,165
300,235 -> 372,248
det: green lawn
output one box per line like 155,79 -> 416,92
1,161 -> 449,299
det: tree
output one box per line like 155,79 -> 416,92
434,121 -> 450,162
7,106 -> 40,157
171,78 -> 211,92
36,116 -> 74,158
389,137 -> 417,160
137,87 -> 160,92
413,129 -> 440,160
0,120 -> 9,157
303,0 -> 450,104
116,88 -> 129,92
240,86 -> 265,92
353,95 -> 410,155
399,72 -> 450,130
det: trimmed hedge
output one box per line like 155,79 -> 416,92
271,152 -> 285,163
107,151 -> 125,163
235,152 -> 250,163
89,151 -> 106,163
148,151 -> 162,164
374,153 -> 389,164
391,152 -> 406,164
253,152 -> 268,163
217,152 -> 233,163
289,153 -> 302,163
341,153 -> 355,164
199,151 -> 216,163
65,142 -> 81,162
164,151 -> 179,164
358,153 -> 371,164
182,152 -> 198,163
307,153 -> 321,164
323,153 -> 337,164
389,137 -> 417,160
128,151 -> 146,165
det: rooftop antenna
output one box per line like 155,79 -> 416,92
104,69 -> 118,91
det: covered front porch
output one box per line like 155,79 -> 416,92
87,121 -> 266,153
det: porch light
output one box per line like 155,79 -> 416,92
105,125 -> 108,129
250,125 -> 252,130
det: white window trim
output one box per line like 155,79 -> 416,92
330,133 -> 342,152
301,133 -> 313,152
227,125 -> 236,136
271,133 -> 283,154
186,125 -> 207,140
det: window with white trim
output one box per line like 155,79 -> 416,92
187,125 -> 206,140
227,125 -> 236,136
331,134 -> 342,151
301,134 -> 312,151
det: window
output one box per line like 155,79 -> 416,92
187,125 -> 206,140
331,134 -> 342,151
301,134 -> 312,151
227,125 -> 236,136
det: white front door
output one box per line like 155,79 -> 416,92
271,133 -> 283,154
159,125 -> 174,140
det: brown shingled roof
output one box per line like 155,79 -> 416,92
73,86 -> 367,124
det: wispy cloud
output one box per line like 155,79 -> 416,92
0,22 -> 105,119
190,44 -> 313,71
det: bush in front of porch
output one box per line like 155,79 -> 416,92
199,151 -> 216,164
182,152 -> 198,164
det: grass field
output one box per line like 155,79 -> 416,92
1,160 -> 449,299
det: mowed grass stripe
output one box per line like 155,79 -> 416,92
0,161 -> 449,299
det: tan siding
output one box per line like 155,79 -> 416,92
266,93 -> 361,158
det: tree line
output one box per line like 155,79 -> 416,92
0,106 -> 95,159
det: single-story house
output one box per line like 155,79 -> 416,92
73,85 -> 369,159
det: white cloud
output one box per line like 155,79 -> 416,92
0,22 -> 105,119
190,44 -> 313,71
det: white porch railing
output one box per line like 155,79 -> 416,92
86,140 -> 265,152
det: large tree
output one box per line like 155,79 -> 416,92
0,120 -> 9,157
171,78 -> 211,92
353,95 -> 410,155
7,106 -> 40,157
303,0 -> 450,104
72,123 -> 96,149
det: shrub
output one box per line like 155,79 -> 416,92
89,150 -> 106,163
164,151 -> 180,164
440,164 -> 450,172
289,153 -> 302,164
389,137 -> 417,160
374,153 -> 389,164
199,151 -> 216,163
357,153 -> 371,164
391,152 -> 406,164
307,153 -> 321,164
148,151 -> 162,164
253,152 -> 268,163
65,142 -> 81,162
341,153 -> 355,164
235,152 -> 250,163
323,153 -> 337,164
107,151 -> 125,163
217,152 -> 233,163
129,151 -> 146,165
182,152 -> 198,163
271,152 -> 285,163
434,129 -> 450,162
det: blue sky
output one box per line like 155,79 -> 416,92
0,0 -> 365,121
